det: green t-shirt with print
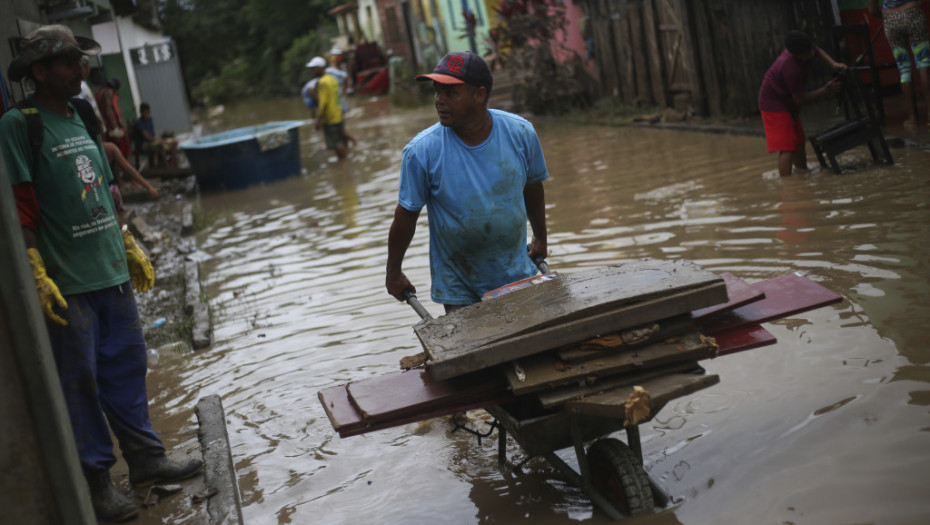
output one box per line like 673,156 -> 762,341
1,98 -> 129,295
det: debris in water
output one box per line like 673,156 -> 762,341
191,487 -> 219,504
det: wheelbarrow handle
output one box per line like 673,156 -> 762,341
533,256 -> 550,275
402,290 -> 433,321
527,243 -> 551,275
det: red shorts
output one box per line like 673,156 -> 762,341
761,110 -> 805,152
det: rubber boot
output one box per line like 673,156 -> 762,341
86,470 -> 139,522
128,453 -> 204,487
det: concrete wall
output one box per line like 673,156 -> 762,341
358,0 -> 386,47
0,305 -> 60,523
0,0 -> 43,106
438,0 -> 492,55
0,126 -> 96,525
92,18 -> 167,122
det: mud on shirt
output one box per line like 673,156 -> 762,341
1,99 -> 129,295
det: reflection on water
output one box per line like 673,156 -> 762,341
154,96 -> 930,524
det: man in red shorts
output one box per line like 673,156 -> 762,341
759,31 -> 846,176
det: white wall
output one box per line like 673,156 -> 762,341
91,18 -> 167,115
357,0 -> 384,48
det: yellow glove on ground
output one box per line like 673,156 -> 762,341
122,226 -> 155,293
27,248 -> 68,326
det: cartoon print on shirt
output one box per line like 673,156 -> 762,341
75,153 -> 108,219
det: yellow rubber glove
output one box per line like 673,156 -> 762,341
27,248 -> 68,326
122,226 -> 155,293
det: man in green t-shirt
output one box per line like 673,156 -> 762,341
1,25 -> 202,522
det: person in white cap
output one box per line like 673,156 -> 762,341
304,56 -> 359,147
306,55 -> 353,159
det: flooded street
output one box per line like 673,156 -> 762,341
148,96 -> 930,525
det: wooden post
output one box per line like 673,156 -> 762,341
628,1 -> 652,103
643,0 -> 668,107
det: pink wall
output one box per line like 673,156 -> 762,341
551,1 -> 597,77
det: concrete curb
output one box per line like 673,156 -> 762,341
182,203 -> 195,236
185,260 -> 213,349
195,395 -> 244,525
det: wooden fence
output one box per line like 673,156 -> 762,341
584,0 -> 839,117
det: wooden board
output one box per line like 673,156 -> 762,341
536,361 -> 701,409
504,331 -> 717,395
318,384 -> 367,436
420,259 -> 727,381
713,325 -> 777,356
346,368 -> 508,422
568,372 -> 720,422
319,369 -> 512,438
690,272 -> 764,319
555,272 -> 764,364
556,314 -> 696,364
699,273 -> 842,336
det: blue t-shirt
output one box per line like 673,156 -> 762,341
301,79 -> 319,110
398,109 -> 548,305
134,115 -> 155,151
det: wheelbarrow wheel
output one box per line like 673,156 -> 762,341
587,438 -> 654,516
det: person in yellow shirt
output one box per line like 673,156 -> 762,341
307,56 -> 348,160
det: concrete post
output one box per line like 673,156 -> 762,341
0,144 -> 95,523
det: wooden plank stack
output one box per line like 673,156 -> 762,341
318,260 -> 843,438
409,259 -> 729,423
416,259 -> 728,381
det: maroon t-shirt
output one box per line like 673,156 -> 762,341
758,47 -> 815,114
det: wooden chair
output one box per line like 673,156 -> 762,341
809,65 -> 893,174
831,23 -> 896,125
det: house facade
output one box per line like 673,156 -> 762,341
1,0 -> 190,133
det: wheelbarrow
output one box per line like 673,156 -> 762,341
397,259 -> 712,519
319,261 -> 842,520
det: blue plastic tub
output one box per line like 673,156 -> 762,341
179,121 -> 306,191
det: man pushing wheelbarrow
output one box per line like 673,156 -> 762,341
384,51 -> 549,315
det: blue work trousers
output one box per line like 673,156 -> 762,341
46,282 -> 164,476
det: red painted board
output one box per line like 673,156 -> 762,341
349,369 -> 505,416
319,369 -> 513,438
691,272 -> 765,320
336,394 -> 514,438
713,325 -> 777,356
699,273 -> 842,335
346,368 -> 510,422
319,381 -> 512,439
318,384 -> 367,436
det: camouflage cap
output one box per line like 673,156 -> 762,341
7,24 -> 101,82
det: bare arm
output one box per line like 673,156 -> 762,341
793,76 -> 843,107
815,46 -> 846,71
108,142 -> 159,199
524,182 -> 548,262
99,91 -> 117,130
386,204 -> 420,300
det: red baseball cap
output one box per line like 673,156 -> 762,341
416,51 -> 493,94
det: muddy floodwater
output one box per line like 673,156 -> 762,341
147,96 -> 930,525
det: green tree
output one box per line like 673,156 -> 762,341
159,0 -> 338,103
